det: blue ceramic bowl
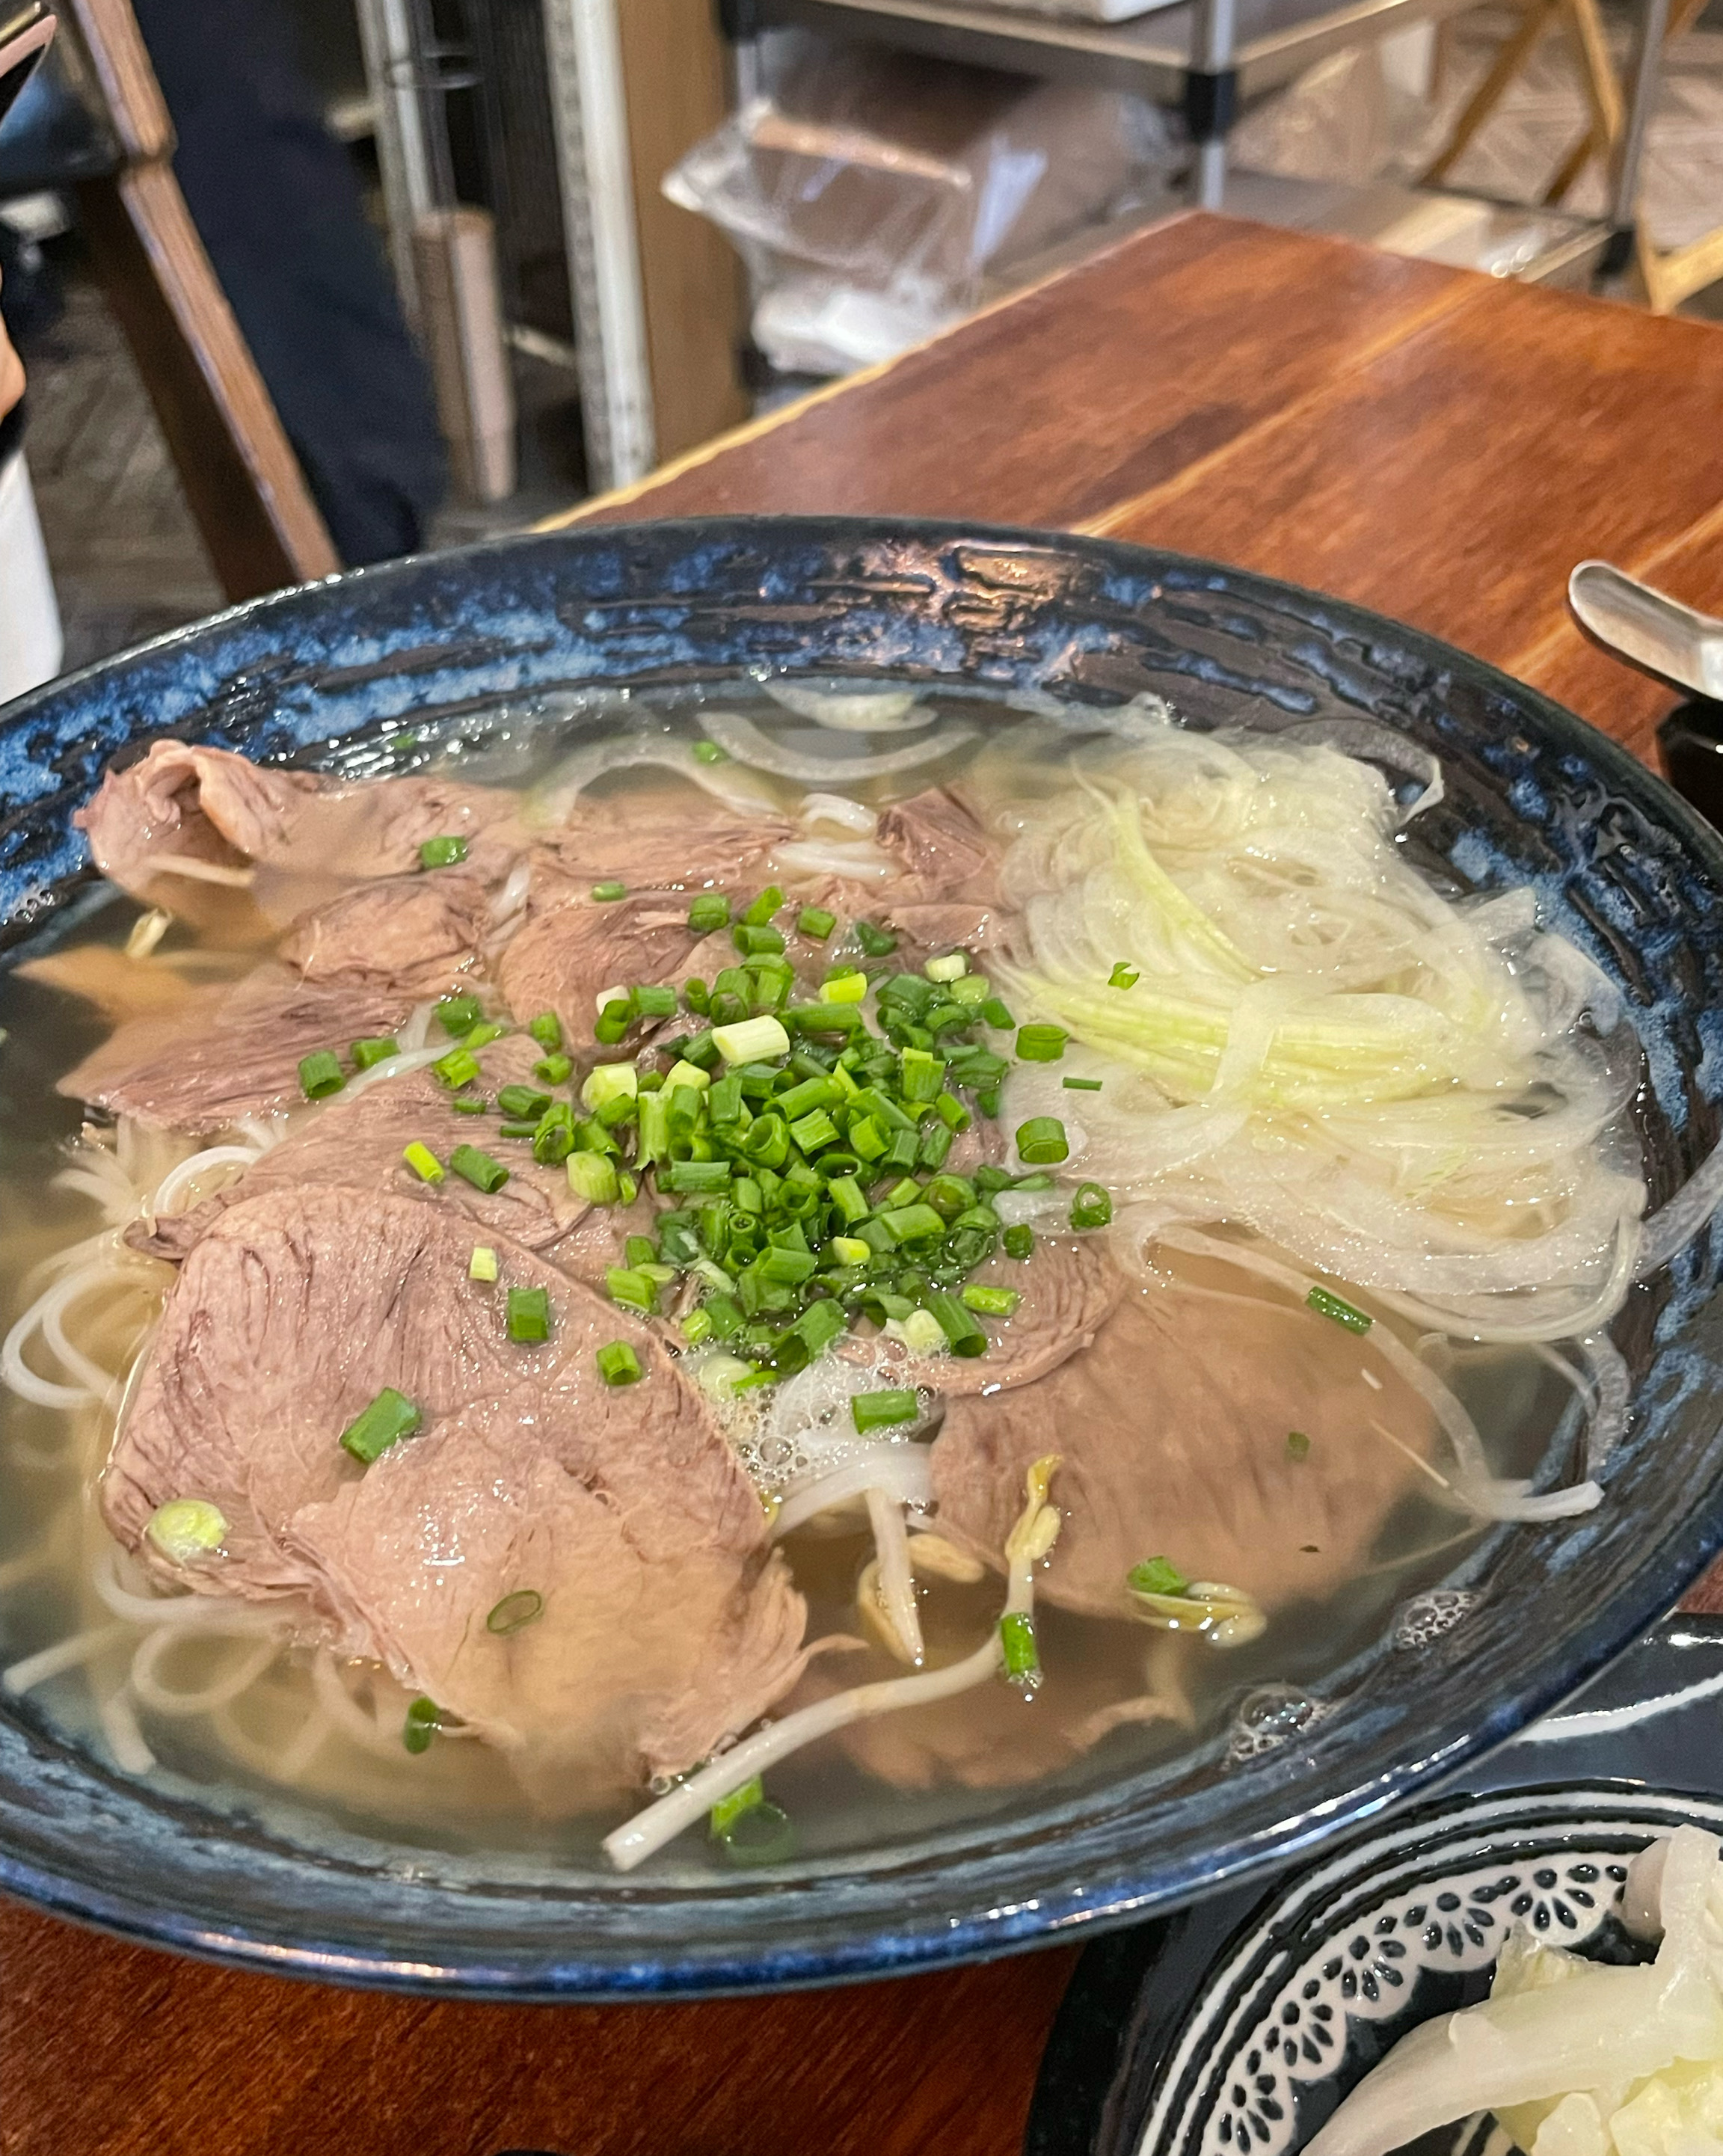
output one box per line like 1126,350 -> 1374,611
3,517 -> 1723,1999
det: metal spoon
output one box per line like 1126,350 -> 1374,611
1568,560 -> 1723,703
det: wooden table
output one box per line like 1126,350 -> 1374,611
6,210 -> 1723,2156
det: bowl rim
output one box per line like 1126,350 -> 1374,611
4,512 -> 1723,1999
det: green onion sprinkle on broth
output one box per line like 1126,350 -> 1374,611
0,676 -> 1639,1871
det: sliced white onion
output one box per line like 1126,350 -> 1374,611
798,791 -> 878,836
765,683 -> 935,732
695,709 -> 976,784
1280,719 -> 1444,826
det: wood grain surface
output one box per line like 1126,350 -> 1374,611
7,211 -> 1723,2156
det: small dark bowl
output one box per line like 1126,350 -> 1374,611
4,517 -> 1723,1999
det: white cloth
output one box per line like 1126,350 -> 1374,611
0,451 -> 63,705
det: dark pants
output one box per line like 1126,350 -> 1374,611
132,0 -> 447,565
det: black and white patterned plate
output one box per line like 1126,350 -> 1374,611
1028,1612 -> 1723,2156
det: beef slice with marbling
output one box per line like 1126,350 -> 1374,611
103,1187 -> 807,1800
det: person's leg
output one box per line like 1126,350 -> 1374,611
131,0 -> 448,565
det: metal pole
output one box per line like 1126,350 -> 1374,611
1605,0 -> 1671,272
1188,0 -> 1240,210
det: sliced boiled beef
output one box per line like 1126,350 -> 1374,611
930,1283 -> 1437,1620
60,965 -> 417,1134
539,782 -> 792,897
904,1236 -> 1123,1397
277,873 -> 493,995
128,1036 -> 647,1280
876,789 -> 998,903
80,742 -> 523,898
103,1187 -> 808,1801
498,890 -> 705,1045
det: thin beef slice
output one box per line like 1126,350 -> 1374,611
103,1188 -> 806,1800
931,1284 -> 1436,1619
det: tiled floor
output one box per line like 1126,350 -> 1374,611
10,0 -> 1723,675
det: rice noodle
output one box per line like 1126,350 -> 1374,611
130,1625 -> 283,1719
695,709 -> 976,784
765,684 -> 935,732
3,1621 -> 129,1694
150,1145 -> 263,1220
97,1687 -> 156,1775
141,855 -> 256,888
2,1259 -> 151,1408
1577,1329 -> 1633,1471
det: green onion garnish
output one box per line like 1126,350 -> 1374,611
402,1142 -> 443,1182
1070,1182 -> 1113,1230
592,881 -> 628,902
433,1045 -> 482,1089
535,1052 -> 574,1084
298,1049 -> 345,1100
1108,962 -> 1140,990
692,740 -> 729,765
999,1611 -> 1041,1689
497,1084 -> 552,1122
961,1283 -> 1020,1318
1015,1025 -> 1066,1063
403,1695 -> 440,1753
981,997 -> 1016,1030
855,921 -> 897,956
419,835 -> 468,869
1016,1117 -> 1069,1165
732,924 -> 785,956
713,1016 -> 790,1064
1063,1075 -> 1103,1092
710,1775 -> 766,1836
340,1387 -> 421,1466
597,1339 -> 643,1386
713,1794 -> 794,1866
1128,1556 -> 1191,1597
449,1143 -> 509,1193
506,1285 -> 550,1342
528,1010 -> 564,1051
852,1387 -> 919,1434
926,1290 -> 988,1357
606,1266 -> 657,1315
147,1498 -> 228,1562
796,906 -> 836,940
1002,1223 -> 1035,1262
743,885 -> 784,927
568,1151 -> 621,1205
437,994 -> 483,1036
688,892 -> 731,933
462,1020 -> 508,1050
1307,1285 -> 1372,1334
486,1588 -> 544,1635
469,1245 -> 498,1282
351,1036 -> 400,1069
1287,1430 -> 1312,1461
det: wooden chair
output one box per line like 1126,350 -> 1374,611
3,0 -> 338,599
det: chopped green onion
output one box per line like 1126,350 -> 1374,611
900,1047 -> 944,1103
756,1247 -> 818,1286
1002,1224 -> 1035,1262
535,1051 -> 574,1084
855,921 -> 897,956
713,1015 -> 790,1064
981,997 -> 1016,1030
497,1083 -> 552,1122
1128,1556 -> 1191,1597
662,1058 -> 711,1094
606,1267 -> 657,1315
468,1245 -> 499,1282
732,924 -> 785,956
506,1286 -> 550,1342
788,1108 -> 839,1152
819,970 -> 869,1005
924,952 -> 968,983
667,1159 -> 733,1195
461,1021 -> 507,1050
894,1307 -> 942,1355
1287,1430 -> 1312,1461
852,1387 -> 919,1434
743,885 -> 784,927
687,892 -> 731,933
829,1234 -> 872,1266
592,880 -> 628,901
624,984 -> 675,1022
1070,1182 -> 1113,1231
1063,1075 -> 1103,1092
528,1010 -> 564,1051
927,1290 -> 988,1357
340,1387 -> 421,1466
449,1143 -> 509,1194
486,1588 -> 544,1635
452,1096 -> 488,1115
437,994 -> 484,1036
692,740 -> 729,766
710,1775 -> 766,1835
880,1203 -> 945,1244
580,1063 -> 638,1113
999,1612 -> 1041,1688
681,1309 -> 714,1348
1016,1117 -> 1069,1165
419,835 -> 468,869
433,1045 -> 482,1090
298,1050 -> 345,1100
402,1142 -> 443,1183
1108,962 -> 1140,990
1015,1025 -> 1066,1063
351,1036 -> 399,1069
567,1151 -> 621,1205
595,998 -> 632,1047
713,1795 -> 794,1866
1307,1285 -> 1372,1334
147,1498 -> 228,1562
597,1339 -> 644,1386
796,906 -> 837,940
962,1284 -> 1021,1318
403,1696 -> 440,1753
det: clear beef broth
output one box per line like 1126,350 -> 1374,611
0,684 -> 1607,1868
